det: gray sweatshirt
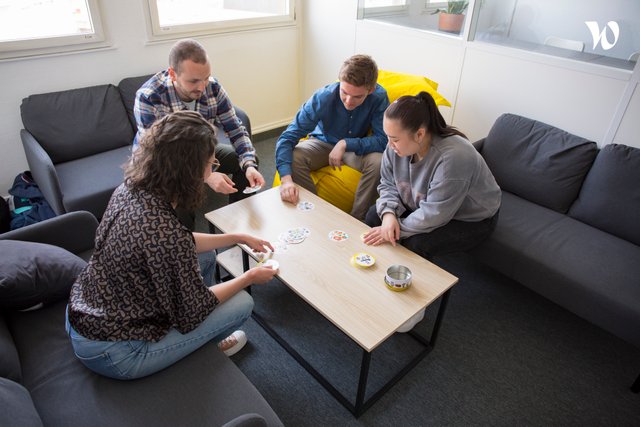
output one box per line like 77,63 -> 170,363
376,134 -> 501,238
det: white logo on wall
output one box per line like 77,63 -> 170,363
585,21 -> 619,50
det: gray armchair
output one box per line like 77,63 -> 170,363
20,84 -> 133,219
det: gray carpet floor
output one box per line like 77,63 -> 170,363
197,132 -> 640,426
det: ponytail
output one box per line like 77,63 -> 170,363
385,91 -> 467,139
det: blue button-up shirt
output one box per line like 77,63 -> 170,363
275,82 -> 389,177
133,70 -> 257,169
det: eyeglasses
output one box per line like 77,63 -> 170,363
208,158 -> 221,172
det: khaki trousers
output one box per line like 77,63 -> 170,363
291,138 -> 382,221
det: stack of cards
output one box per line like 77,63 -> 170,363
278,227 -> 310,244
350,252 -> 376,268
243,185 -> 262,194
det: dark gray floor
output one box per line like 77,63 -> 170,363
198,132 -> 640,426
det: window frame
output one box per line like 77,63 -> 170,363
144,0 -> 296,41
358,0 -> 408,18
0,0 -> 107,61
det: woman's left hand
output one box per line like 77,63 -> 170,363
243,235 -> 274,253
363,227 -> 385,246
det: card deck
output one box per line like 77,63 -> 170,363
242,185 -> 262,194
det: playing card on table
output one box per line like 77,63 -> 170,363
297,201 -> 315,211
273,240 -> 289,254
279,227 -> 310,244
328,230 -> 349,242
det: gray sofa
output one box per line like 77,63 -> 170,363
471,113 -> 640,391
0,211 -> 282,426
20,75 -> 251,220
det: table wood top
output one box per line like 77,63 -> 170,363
205,186 -> 458,352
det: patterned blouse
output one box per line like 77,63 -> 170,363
68,183 -> 219,342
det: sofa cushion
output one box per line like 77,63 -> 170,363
0,317 -> 21,382
20,84 -> 134,164
0,377 -> 43,427
55,145 -> 130,219
481,114 -> 598,213
118,74 -> 154,131
7,300 -> 283,427
473,191 -> 640,348
568,144 -> 640,246
0,241 -> 85,311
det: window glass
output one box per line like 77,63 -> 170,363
473,0 -> 640,70
147,0 -> 294,37
359,0 -> 468,37
0,0 -> 105,58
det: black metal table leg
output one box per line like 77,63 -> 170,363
354,350 -> 372,417
632,373 -> 640,393
242,250 -> 249,272
429,289 -> 450,346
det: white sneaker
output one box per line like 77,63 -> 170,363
218,330 -> 247,356
396,309 -> 426,333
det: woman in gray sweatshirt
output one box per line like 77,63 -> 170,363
363,92 -> 501,260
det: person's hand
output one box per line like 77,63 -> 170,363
363,213 -> 400,246
279,175 -> 299,204
363,226 -> 384,246
205,172 -> 238,195
242,234 -> 274,254
244,265 -> 278,284
245,166 -> 265,188
380,213 -> 400,246
329,140 -> 347,171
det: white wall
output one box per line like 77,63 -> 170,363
298,0 -> 358,100
0,0 -> 299,195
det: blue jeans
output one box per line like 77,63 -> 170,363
66,291 -> 253,380
198,250 -> 217,285
365,205 -> 499,260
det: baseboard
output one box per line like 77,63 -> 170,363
252,118 -> 293,135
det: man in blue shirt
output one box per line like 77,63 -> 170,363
275,55 -> 389,220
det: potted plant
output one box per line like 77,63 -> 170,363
432,1 -> 469,34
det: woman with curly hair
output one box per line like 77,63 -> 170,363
66,110 -> 277,379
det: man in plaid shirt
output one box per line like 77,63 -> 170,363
134,39 -> 265,205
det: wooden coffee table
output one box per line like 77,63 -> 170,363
206,186 -> 458,416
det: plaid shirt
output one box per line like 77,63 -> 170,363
133,70 -> 257,169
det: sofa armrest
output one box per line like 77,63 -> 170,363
472,137 -> 485,153
234,106 -> 252,139
20,129 -> 65,215
221,413 -> 267,427
0,211 -> 97,256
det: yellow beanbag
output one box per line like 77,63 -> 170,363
273,166 -> 361,213
377,69 -> 451,107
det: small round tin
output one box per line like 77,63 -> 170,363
385,265 -> 412,292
